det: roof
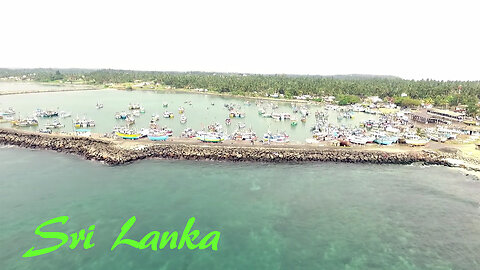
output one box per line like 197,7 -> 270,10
428,108 -> 465,117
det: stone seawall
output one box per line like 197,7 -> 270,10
0,129 -> 450,166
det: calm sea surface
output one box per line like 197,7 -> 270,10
0,147 -> 479,270
0,82 -> 378,143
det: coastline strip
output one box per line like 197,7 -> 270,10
0,128 -> 453,166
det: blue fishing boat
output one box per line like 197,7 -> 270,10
148,130 -> 169,141
374,136 -> 398,145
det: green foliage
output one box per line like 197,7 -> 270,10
337,95 -> 361,105
1,68 -> 479,102
393,96 -> 422,107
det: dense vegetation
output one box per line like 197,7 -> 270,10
1,68 -> 479,113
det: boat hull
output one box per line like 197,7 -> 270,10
116,132 -> 141,140
148,135 -> 168,141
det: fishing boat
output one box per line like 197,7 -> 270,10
374,136 -> 398,145
196,131 -> 224,143
229,111 -> 245,118
159,126 -> 173,136
11,117 -> 38,127
116,111 -> 129,120
262,131 -> 289,143
181,128 -> 196,138
132,110 -> 141,117
163,111 -> 174,118
0,107 -> 16,116
36,109 -> 58,118
232,129 -> 256,141
291,119 -> 298,127
75,129 -> 91,137
139,107 -> 145,113
115,129 -> 141,140
178,107 -> 185,114
44,120 -> 64,129
180,115 -> 187,124
39,128 -> 52,134
151,114 -> 160,122
428,134 -> 447,143
405,135 -> 430,146
207,123 -> 223,133
125,116 -> 135,125
147,130 -> 169,141
59,111 -> 72,118
348,135 -> 369,145
96,102 -> 104,109
225,118 -> 231,126
301,116 -> 307,123
129,103 -> 141,110
163,102 -> 168,107
74,118 -> 95,128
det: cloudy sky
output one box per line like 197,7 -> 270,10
1,0 -> 479,81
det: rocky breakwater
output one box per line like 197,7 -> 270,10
0,128 -> 450,166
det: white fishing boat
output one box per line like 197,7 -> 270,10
151,114 -> 160,122
44,120 -> 64,129
348,135 -> 369,145
74,118 -> 95,128
405,135 -> 430,146
196,131 -> 224,143
180,115 -> 187,124
39,128 -> 52,134
75,129 -> 91,137
96,102 -> 104,109
11,117 -> 38,127
59,111 -> 72,118
262,131 -> 289,143
163,111 -> 174,118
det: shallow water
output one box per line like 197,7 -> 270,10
0,83 -> 378,142
1,147 -> 479,270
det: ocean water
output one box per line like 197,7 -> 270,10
0,147 -> 479,270
0,83 -> 379,142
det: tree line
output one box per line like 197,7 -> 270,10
1,68 -> 479,110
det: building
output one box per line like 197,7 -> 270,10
427,108 -> 465,122
411,110 -> 450,124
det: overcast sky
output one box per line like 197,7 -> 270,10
1,0 -> 479,81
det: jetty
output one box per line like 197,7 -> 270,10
0,128 -> 465,167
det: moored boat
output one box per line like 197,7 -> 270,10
262,131 -> 289,143
11,117 -> 38,127
405,135 -> 430,146
196,131 -> 224,143
180,115 -> 187,124
163,111 -> 174,118
115,129 -> 141,140
148,130 -> 169,141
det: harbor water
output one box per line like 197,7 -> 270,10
0,147 -> 479,270
0,82 -> 379,143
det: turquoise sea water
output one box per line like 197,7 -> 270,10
1,147 -> 479,270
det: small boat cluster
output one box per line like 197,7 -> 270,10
3,97 -> 478,148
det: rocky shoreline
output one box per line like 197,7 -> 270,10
0,128 -> 460,167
